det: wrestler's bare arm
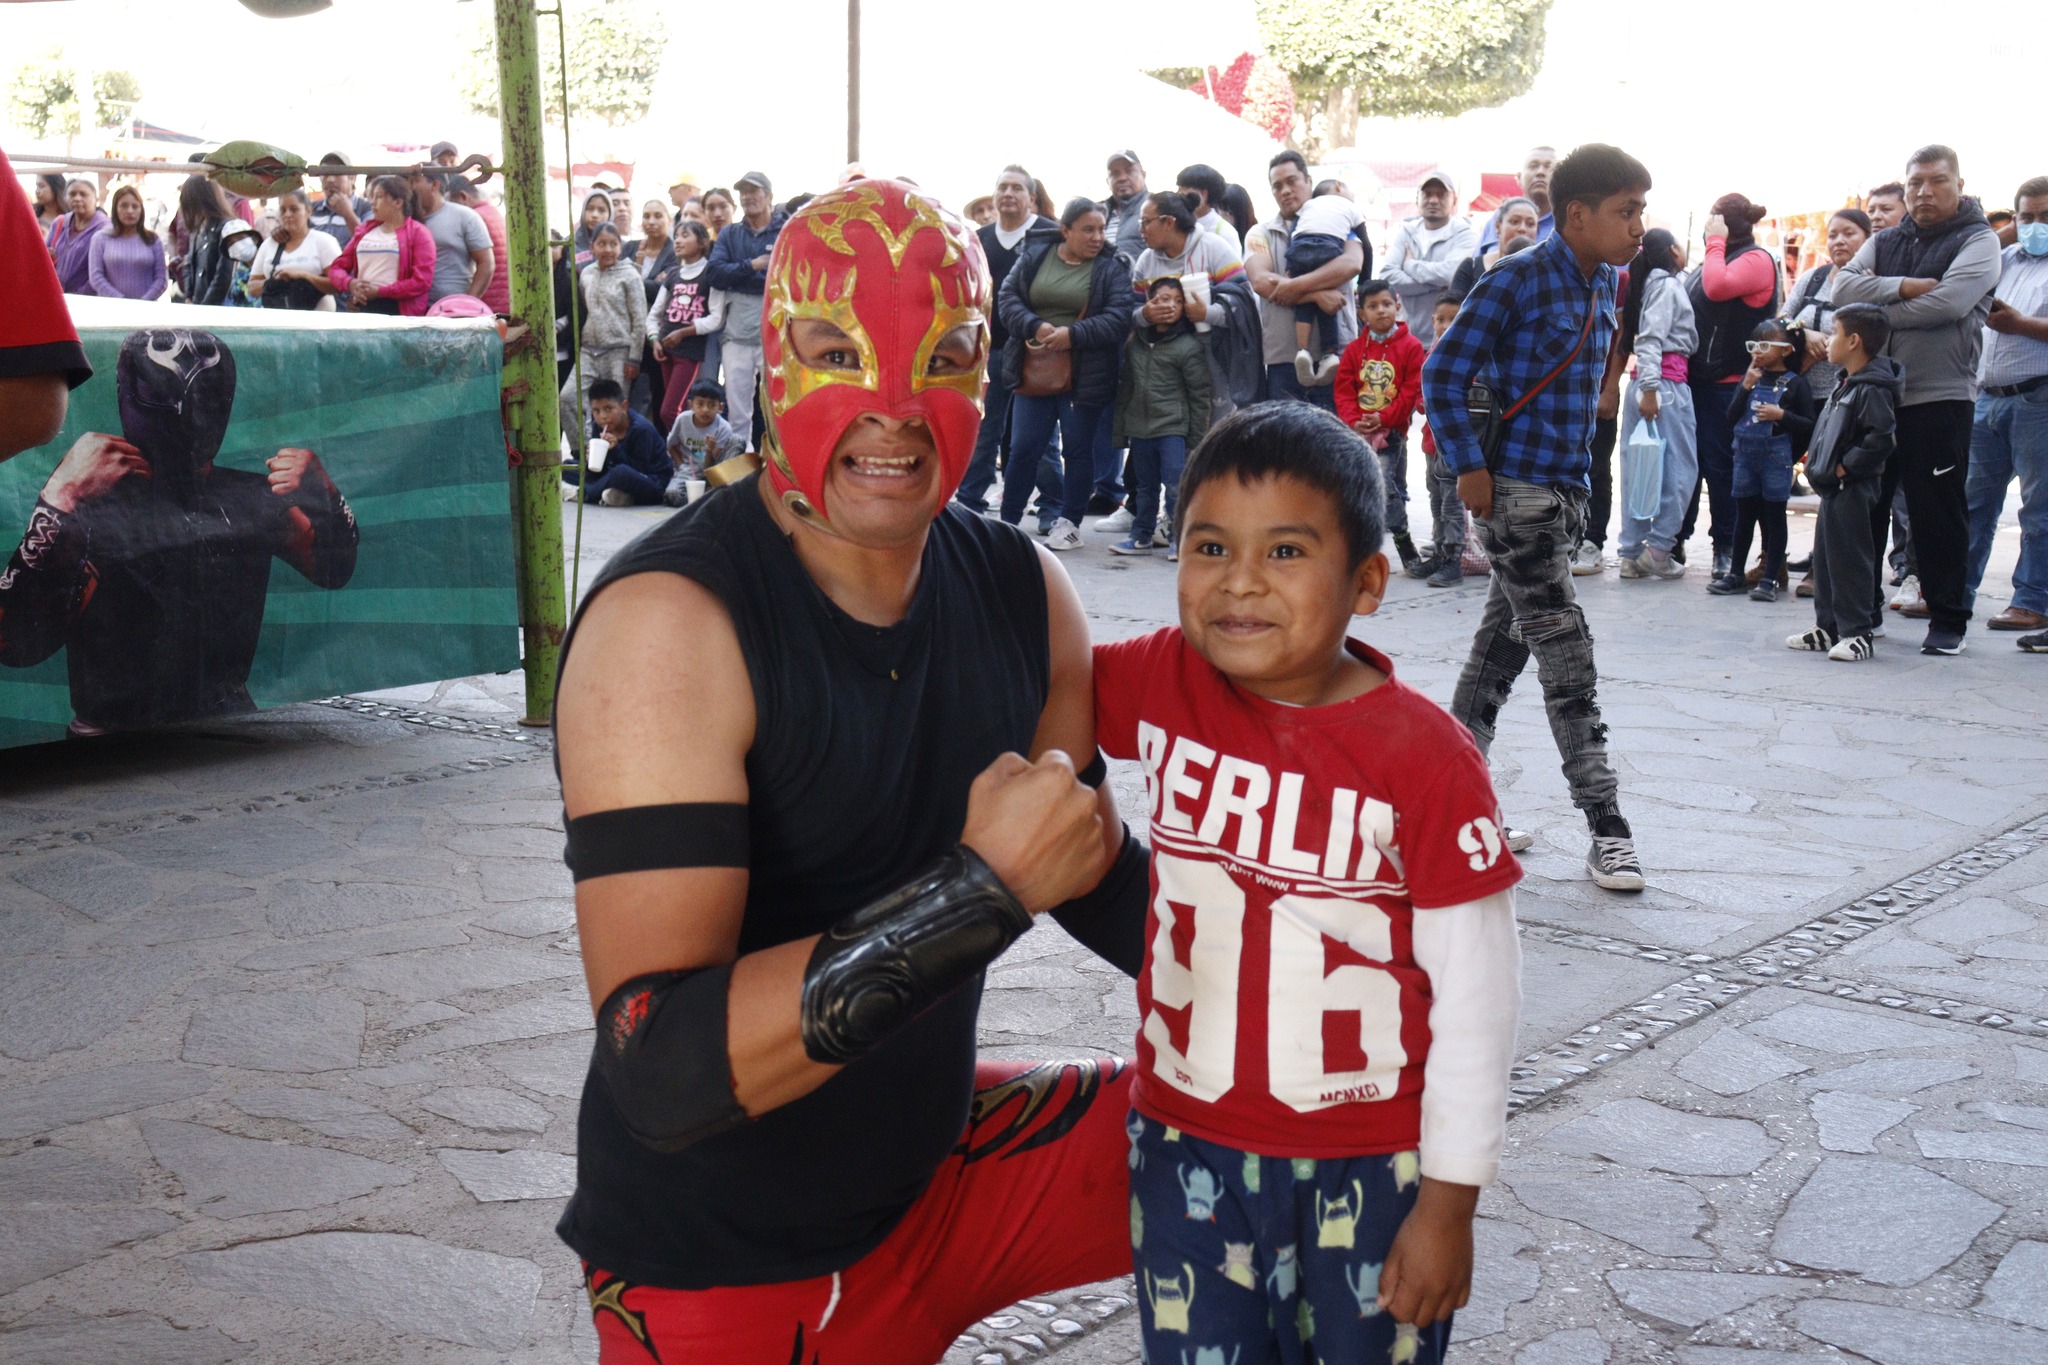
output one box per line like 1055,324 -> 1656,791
1029,546 -> 1124,877
559,571 -> 1107,1121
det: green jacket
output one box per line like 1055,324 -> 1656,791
1113,320 -> 1212,447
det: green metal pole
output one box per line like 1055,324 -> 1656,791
494,0 -> 568,725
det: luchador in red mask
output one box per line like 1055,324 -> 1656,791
756,180 -> 991,528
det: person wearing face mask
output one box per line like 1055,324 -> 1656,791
218,218 -> 266,308
0,328 -> 357,734
1965,176 -> 2048,642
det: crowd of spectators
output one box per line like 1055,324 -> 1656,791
22,136 -> 2048,655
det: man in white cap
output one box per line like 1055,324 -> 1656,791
1382,171 -> 1475,344
1103,150 -> 1148,260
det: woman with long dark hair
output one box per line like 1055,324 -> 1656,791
996,196 -> 1136,548
177,173 -> 235,306
1785,207 -> 1872,395
699,187 -> 736,241
1614,228 -> 1700,579
88,184 -> 166,300
327,175 -> 437,316
33,172 -> 67,233
572,189 -> 612,270
1682,192 -> 1780,576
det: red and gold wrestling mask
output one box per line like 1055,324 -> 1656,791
754,180 -> 991,527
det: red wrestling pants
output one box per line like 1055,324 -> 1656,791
583,1058 -> 1133,1364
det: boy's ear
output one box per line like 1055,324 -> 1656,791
1351,551 -> 1390,618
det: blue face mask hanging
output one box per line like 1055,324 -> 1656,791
2020,222 -> 2048,257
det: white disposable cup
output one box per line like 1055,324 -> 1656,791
686,480 -> 707,503
586,437 -> 610,472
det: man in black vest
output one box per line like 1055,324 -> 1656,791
1835,145 -> 2004,655
550,181 -> 1147,1363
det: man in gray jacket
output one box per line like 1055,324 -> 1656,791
1833,144 -> 2003,655
1383,172 -> 1476,343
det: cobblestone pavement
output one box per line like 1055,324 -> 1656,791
3,489 -> 2046,1364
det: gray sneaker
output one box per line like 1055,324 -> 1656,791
1569,542 -> 1604,575
1044,518 -> 1084,551
1617,552 -> 1647,580
1427,558 -> 1463,588
1645,548 -> 1686,580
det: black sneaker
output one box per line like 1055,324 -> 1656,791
1749,579 -> 1781,603
1086,492 -> 1123,517
1406,552 -> 1440,580
2020,631 -> 2048,653
1921,626 -> 1967,656
1706,573 -> 1746,596
1428,558 -> 1463,588
1586,813 -> 1645,891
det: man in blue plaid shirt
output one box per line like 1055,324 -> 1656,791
1421,144 -> 1651,892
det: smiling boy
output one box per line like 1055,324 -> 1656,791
1095,403 -> 1523,1365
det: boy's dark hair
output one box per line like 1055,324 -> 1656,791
1311,179 -> 1344,199
1268,150 -> 1309,182
687,379 -> 726,403
588,379 -> 626,403
1432,294 -> 1462,314
1754,317 -> 1811,375
1144,190 -> 1195,236
1549,144 -> 1652,215
1174,404 -> 1385,569
1357,278 -> 1393,302
1145,276 -> 1186,300
1832,302 -> 1890,357
1177,163 -> 1227,206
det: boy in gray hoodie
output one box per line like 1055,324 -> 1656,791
1789,305 -> 1902,662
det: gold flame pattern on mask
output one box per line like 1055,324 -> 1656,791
765,255 -> 877,407
802,184 -> 962,270
912,274 -> 991,409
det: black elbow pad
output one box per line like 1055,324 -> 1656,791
593,965 -> 747,1154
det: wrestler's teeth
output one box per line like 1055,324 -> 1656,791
852,455 -> 919,478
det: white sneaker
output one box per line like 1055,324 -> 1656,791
1828,634 -> 1876,661
1152,526 -> 1171,548
1617,552 -> 1647,580
1313,353 -> 1340,384
1044,518 -> 1084,551
1645,548 -> 1685,580
1889,574 -> 1921,611
1293,349 -> 1318,386
561,481 -> 582,503
1587,834 -> 1647,891
1787,626 -> 1837,652
1569,542 -> 1604,575
599,488 -> 633,507
1504,827 -> 1536,853
1095,506 -> 1134,533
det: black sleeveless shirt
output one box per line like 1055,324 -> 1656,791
554,475 -> 1052,1288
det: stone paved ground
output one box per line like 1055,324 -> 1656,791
3,484 -> 2046,1364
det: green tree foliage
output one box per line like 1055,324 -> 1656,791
1256,0 -> 1551,147
457,0 -> 669,126
7,48 -> 143,140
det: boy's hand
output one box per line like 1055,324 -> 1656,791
1457,468 -> 1493,520
1638,387 -> 1660,420
1379,1178 -> 1478,1328
1357,412 -> 1382,432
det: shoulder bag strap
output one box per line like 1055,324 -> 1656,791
1500,297 -> 1598,423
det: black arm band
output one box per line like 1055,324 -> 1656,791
799,846 -> 1032,1065
1050,823 -> 1150,978
593,965 -> 748,1154
565,802 -> 750,881
1078,750 -> 1108,789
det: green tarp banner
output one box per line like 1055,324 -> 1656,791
0,301 -> 519,750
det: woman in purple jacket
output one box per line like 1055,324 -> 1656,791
45,179 -> 107,295
88,185 -> 167,300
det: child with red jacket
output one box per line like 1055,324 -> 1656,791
1335,279 -> 1427,572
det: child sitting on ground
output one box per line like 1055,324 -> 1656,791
1788,304 -> 1901,662
1095,403 -> 1522,1365
662,380 -> 746,507
563,378 -> 671,506
1109,277 -> 1211,560
1334,279 -> 1427,575
1287,181 -> 1367,386
1411,293 -> 1470,587
1713,317 -> 1816,601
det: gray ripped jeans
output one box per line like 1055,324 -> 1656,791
1451,475 -> 1621,818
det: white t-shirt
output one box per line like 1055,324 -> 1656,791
252,232 -> 341,311
1196,208 -> 1242,256
355,225 -> 402,288
1294,194 -> 1364,242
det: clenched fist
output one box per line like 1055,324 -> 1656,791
41,432 -> 148,513
267,446 -> 334,500
960,750 -> 1105,915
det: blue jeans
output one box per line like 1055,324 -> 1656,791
1684,377 -> 1739,552
1093,420 -> 1126,502
1264,363 -> 1336,413
1616,383 -> 1699,557
1126,435 -> 1187,542
1966,387 -> 2048,614
1005,394 -> 1110,527
562,462 -> 665,505
957,368 -> 1015,510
